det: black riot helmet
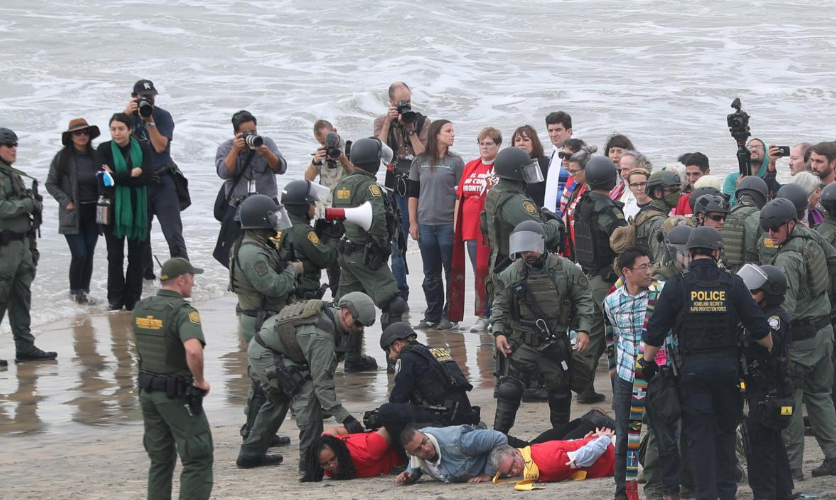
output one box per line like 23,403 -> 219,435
693,194 -> 730,220
821,182 -> 836,213
239,194 -> 292,231
585,156 -> 619,191
735,175 -> 769,209
380,322 -> 417,352
493,147 -> 544,183
686,226 -> 724,251
688,186 -> 722,212
280,180 -> 330,216
0,128 -> 18,145
508,220 -> 546,258
664,224 -> 693,271
737,263 -> 787,306
350,137 -> 393,174
759,198 -> 797,230
776,183 -> 809,219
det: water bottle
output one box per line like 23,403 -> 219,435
96,196 -> 111,225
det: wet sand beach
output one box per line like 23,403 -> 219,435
1,253 -> 834,499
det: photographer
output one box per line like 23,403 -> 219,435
374,81 -> 432,303
216,110 -> 286,202
304,120 -> 352,191
124,79 -> 188,277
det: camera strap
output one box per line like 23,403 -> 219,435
225,150 -> 256,205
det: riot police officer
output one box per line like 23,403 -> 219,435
237,292 -> 377,471
737,264 -> 797,500
571,156 -> 627,404
722,175 -> 768,273
635,170 -> 681,264
644,227 -> 771,500
483,147 -> 563,280
686,186 -> 722,215
373,322 -> 477,442
817,181 -> 836,248
491,221 -> 594,432
0,127 -> 55,366
776,183 -> 810,223
693,194 -> 729,231
280,180 -> 340,300
758,199 -> 836,479
331,137 -> 406,344
651,222 -> 693,281
133,258 -> 212,500
229,194 -> 301,443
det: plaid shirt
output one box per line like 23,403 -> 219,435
604,281 -> 672,383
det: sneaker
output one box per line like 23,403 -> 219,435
344,355 -> 378,373
236,454 -> 283,469
437,319 -> 457,331
415,319 -> 436,330
469,317 -> 490,332
15,348 -> 58,363
811,458 -> 836,477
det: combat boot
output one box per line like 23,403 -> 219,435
15,347 -> 57,363
580,408 -> 616,430
236,454 -> 283,469
811,457 -> 836,477
344,354 -> 378,373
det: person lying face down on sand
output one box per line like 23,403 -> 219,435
301,425 -> 404,482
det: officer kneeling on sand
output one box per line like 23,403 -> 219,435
237,292 -> 376,472
643,227 -> 771,500
369,322 -> 479,443
133,258 -> 213,500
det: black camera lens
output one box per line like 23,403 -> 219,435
396,100 -> 418,124
325,132 -> 342,159
243,132 -> 263,148
138,98 -> 153,118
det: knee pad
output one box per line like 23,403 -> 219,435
496,377 -> 525,403
547,389 -> 572,410
386,296 -> 406,317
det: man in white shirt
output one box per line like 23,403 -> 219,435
543,111 -> 573,212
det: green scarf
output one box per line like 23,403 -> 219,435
111,137 -> 148,241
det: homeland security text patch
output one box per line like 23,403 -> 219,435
688,290 -> 727,312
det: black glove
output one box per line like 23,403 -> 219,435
639,357 -> 658,382
343,415 -> 365,434
315,219 -> 345,242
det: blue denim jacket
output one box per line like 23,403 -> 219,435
406,425 -> 507,483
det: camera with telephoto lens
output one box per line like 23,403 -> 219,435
727,98 -> 750,143
137,97 -> 154,118
396,100 -> 418,124
324,132 -> 342,169
242,130 -> 264,148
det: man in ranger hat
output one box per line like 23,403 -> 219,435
0,127 -> 56,366
132,257 -> 212,500
237,292 -> 377,472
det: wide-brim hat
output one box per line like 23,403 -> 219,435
62,118 -> 100,146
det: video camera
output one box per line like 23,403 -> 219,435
727,98 -> 752,177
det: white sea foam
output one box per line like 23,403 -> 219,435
2,0 -> 836,333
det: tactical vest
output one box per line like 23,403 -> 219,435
675,270 -> 738,358
332,172 -> 396,245
511,256 -> 574,338
763,229 -> 829,298
634,206 -> 668,252
817,218 -> 836,248
722,203 -> 758,268
403,342 -> 473,406
288,213 -> 323,294
133,297 -> 191,375
483,183 -> 523,273
272,300 -> 337,364
574,194 -> 618,273
228,237 -> 291,313
0,163 -> 35,234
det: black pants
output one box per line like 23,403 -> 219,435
104,223 -> 147,308
64,202 -> 99,293
142,174 -> 188,274
506,418 -> 598,448
746,383 -> 794,499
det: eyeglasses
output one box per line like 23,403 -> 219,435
72,130 -> 90,136
1,142 -> 18,148
706,213 -> 726,222
630,263 -> 653,272
558,151 -> 574,160
567,168 -> 582,175
747,145 -> 764,151
629,182 -> 647,188
478,141 -> 496,147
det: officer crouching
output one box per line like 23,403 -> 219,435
133,258 -> 213,500
371,322 -> 478,443
643,227 -> 772,500
236,292 -> 376,472
737,264 -> 798,500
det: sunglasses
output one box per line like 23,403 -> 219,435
353,320 -> 365,328
558,151 -> 574,160
706,213 -> 726,222
1,142 -> 18,148
764,224 -> 784,233
567,168 -> 583,175
72,130 -> 90,136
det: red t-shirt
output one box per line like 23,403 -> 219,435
530,437 -> 615,482
456,158 -> 494,241
322,432 -> 402,478
674,192 -> 692,216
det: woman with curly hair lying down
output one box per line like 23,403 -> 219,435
300,425 -> 405,481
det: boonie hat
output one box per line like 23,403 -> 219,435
62,118 -> 101,146
160,258 -> 204,281
133,79 -> 158,96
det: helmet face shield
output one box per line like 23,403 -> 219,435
308,183 -> 331,204
268,205 -> 293,231
379,141 -> 394,167
737,263 -> 768,292
509,230 -> 545,259
667,243 -> 691,271
521,159 -> 544,184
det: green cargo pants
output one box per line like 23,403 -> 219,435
578,274 -> 613,395
0,239 -> 37,354
783,325 -> 836,469
139,389 -> 213,500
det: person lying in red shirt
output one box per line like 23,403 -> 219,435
300,424 -> 405,481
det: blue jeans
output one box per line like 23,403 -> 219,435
390,192 -> 409,299
64,202 -> 99,294
612,376 -> 633,498
680,357 -> 742,500
418,224 -> 454,323
465,239 -> 490,317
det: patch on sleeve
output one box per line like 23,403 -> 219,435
768,315 -> 780,331
254,260 -> 269,276
395,359 -> 402,375
188,311 -> 201,325
523,201 -> 537,215
336,188 -> 351,200
616,213 -> 625,219
578,276 -> 589,286
763,237 -> 779,249
307,232 -> 321,246
369,184 -> 382,197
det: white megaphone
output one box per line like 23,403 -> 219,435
324,201 -> 373,231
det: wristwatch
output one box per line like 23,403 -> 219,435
145,122 -> 156,128
407,130 -> 416,136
